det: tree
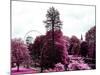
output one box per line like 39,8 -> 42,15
31,35 -> 46,67
40,7 -> 68,71
27,43 -> 33,59
85,26 -> 96,59
43,7 -> 62,70
44,7 -> 62,31
70,36 -> 80,55
63,36 -> 71,55
80,41 -> 88,57
68,58 -> 90,70
11,38 -> 31,71
41,30 -> 68,69
33,35 -> 45,60
26,43 -> 33,67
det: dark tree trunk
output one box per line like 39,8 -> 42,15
40,52 -> 43,73
26,64 -> 29,68
16,63 -> 20,72
40,66 -> 43,73
52,19 -> 55,54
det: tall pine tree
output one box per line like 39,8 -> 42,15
40,7 -> 68,72
44,7 -> 62,31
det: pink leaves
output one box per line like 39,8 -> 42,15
68,61 -> 90,70
11,38 -> 31,68
54,63 -> 65,72
43,63 -> 65,73
68,56 -> 91,70
41,30 -> 68,69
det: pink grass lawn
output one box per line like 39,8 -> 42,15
11,67 -> 39,75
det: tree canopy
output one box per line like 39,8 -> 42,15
11,38 -> 31,71
44,7 -> 62,31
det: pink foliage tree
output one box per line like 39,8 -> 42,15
85,26 -> 96,59
69,36 -> 81,56
32,35 -> 45,67
11,38 -> 31,71
68,57 -> 91,70
33,35 -> 45,59
41,30 -> 68,70
38,7 -> 69,71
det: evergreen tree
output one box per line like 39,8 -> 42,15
40,7 -> 68,71
44,7 -> 62,31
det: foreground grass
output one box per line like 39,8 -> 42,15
11,67 -> 39,75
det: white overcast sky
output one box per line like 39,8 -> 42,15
12,1 -> 95,40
